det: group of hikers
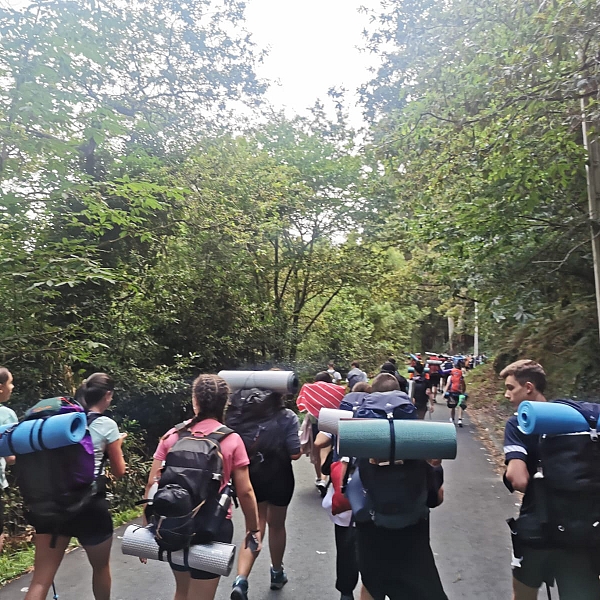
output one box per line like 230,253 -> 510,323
0,355 -> 599,600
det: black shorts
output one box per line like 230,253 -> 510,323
170,518 -> 234,580
251,463 -> 295,507
31,496 -> 113,547
429,374 -> 441,386
446,393 -> 466,409
356,519 -> 448,600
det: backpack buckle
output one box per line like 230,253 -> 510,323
590,428 -> 599,442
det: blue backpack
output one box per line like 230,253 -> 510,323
345,391 -> 430,529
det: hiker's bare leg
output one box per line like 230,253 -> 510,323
83,537 -> 112,600
360,584 -> 375,600
172,569 -> 191,600
513,577 -> 539,600
0,532 -> 5,553
24,534 -> 70,600
267,504 -> 288,571
187,575 -> 220,600
235,502 -> 267,578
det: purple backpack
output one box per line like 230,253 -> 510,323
14,397 -> 101,539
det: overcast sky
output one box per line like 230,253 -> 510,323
245,0 -> 382,125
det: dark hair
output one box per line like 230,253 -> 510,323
380,362 -> 396,374
387,357 -> 397,365
352,381 -> 371,393
414,362 -> 424,375
0,367 -> 11,385
315,371 -> 333,383
190,374 -> 230,423
371,373 -> 400,392
351,361 -> 360,368
78,372 -> 115,408
456,360 -> 465,369
499,360 -> 547,394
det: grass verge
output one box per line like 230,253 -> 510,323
0,506 -> 143,587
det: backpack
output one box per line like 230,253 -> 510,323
535,400 -> 600,549
146,424 -> 233,551
449,368 -> 465,393
12,397 -> 101,540
411,375 -> 430,406
348,391 -> 430,529
338,391 -> 368,413
225,389 -> 288,478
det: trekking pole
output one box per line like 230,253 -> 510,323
52,581 -> 59,599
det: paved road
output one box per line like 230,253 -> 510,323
1,404 -> 535,600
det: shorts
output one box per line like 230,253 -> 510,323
356,519 -> 448,600
513,546 -> 600,599
446,393 -> 466,409
31,496 -> 113,547
251,464 -> 295,507
170,518 -> 234,580
429,374 -> 441,386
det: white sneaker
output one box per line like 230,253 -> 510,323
449,418 -> 455,424
458,419 -> 463,428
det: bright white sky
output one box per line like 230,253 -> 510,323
244,0 -> 382,126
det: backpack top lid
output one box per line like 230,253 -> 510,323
227,388 -> 279,422
23,397 -> 84,421
355,390 -> 417,421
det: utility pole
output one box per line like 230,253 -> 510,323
581,89 -> 600,344
474,302 -> 479,358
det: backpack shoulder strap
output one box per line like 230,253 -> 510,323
206,425 -> 234,444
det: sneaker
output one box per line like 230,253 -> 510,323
270,566 -> 288,590
458,419 -> 463,428
316,479 -> 327,497
231,576 -> 249,600
449,418 -> 455,424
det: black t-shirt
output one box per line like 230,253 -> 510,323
503,414 -> 540,515
412,376 -> 431,407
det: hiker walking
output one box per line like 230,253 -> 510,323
0,367 -> 17,554
143,374 -> 261,600
225,386 -> 301,598
23,373 -> 127,600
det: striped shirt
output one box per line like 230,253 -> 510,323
296,382 -> 346,418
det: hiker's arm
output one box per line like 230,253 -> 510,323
106,434 -> 127,479
314,432 -> 332,449
232,465 -> 262,550
506,459 -> 529,493
5,455 -> 14,466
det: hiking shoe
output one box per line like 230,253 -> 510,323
231,576 -> 249,600
270,566 -> 288,590
316,479 -> 327,497
458,419 -> 463,428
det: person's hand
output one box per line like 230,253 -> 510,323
245,530 -> 262,554
139,557 -> 147,564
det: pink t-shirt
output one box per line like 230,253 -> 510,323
153,418 -> 249,497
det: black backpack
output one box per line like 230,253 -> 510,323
225,389 -> 287,477
12,399 -> 106,544
536,400 -> 600,548
146,424 -> 233,551
350,391 -> 430,529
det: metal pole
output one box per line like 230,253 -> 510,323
581,93 -> 600,344
448,316 -> 454,352
474,302 -> 479,358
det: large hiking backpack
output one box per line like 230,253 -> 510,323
147,424 -> 233,551
448,368 -> 465,393
348,391 -> 430,529
225,388 -> 288,478
536,400 -> 600,548
12,397 -> 101,534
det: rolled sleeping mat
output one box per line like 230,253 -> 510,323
121,525 -> 236,577
217,370 -> 299,395
337,419 -> 457,460
426,360 -> 443,365
318,408 -> 355,436
517,401 -> 590,435
0,412 -> 87,457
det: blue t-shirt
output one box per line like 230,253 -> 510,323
504,414 -> 540,515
